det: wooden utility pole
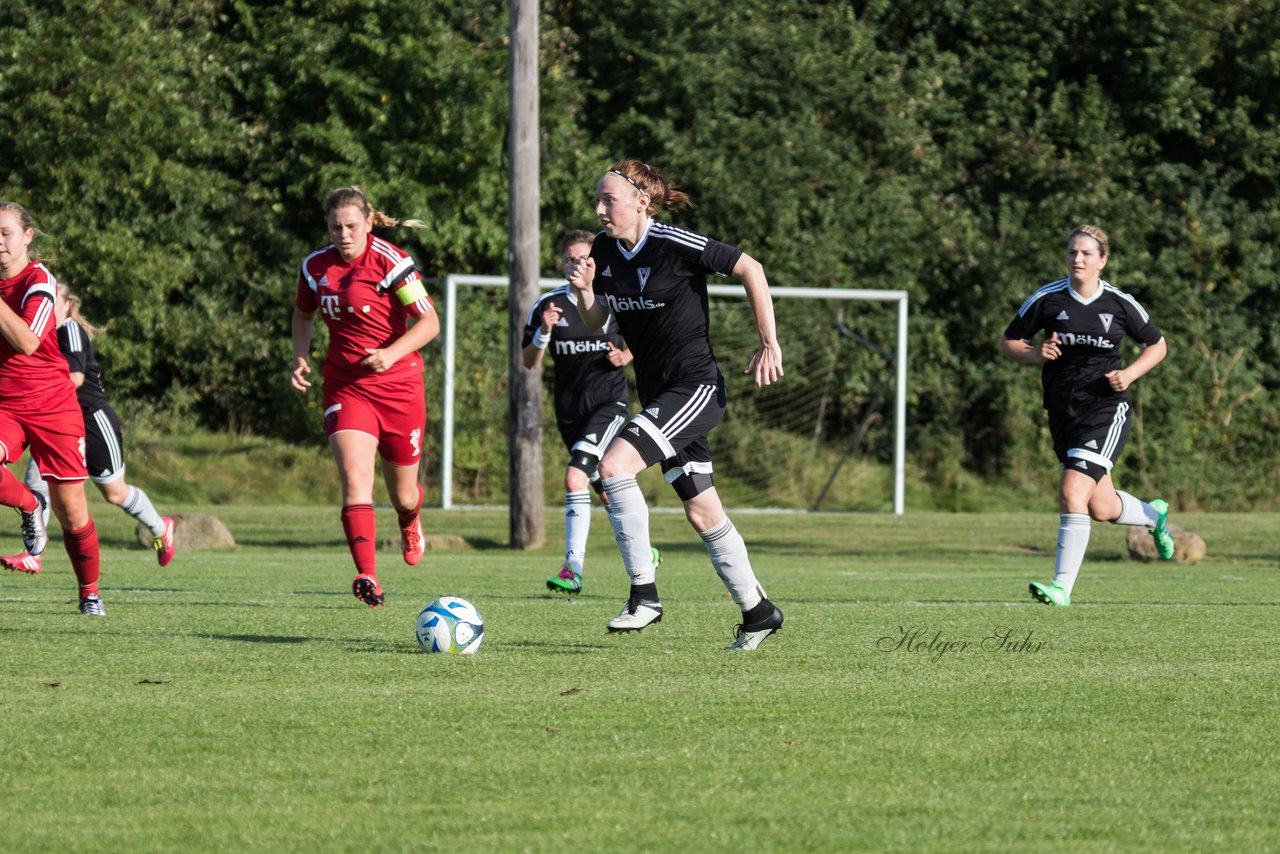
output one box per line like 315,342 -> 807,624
508,0 -> 544,549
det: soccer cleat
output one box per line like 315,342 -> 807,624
79,594 -> 106,616
650,546 -> 663,569
728,601 -> 785,650
351,574 -> 385,608
154,516 -> 176,567
18,492 -> 48,557
606,597 -> 663,632
401,516 -> 425,567
1029,580 -> 1071,607
1,551 -> 41,574
1149,498 -> 1175,561
546,563 -> 582,595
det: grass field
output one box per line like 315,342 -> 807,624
1,504 -> 1276,852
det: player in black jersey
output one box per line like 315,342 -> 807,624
1001,224 -> 1175,607
567,159 -> 785,650
523,229 -> 661,595
1,283 -> 175,575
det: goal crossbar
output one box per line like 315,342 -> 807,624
441,274 -> 908,514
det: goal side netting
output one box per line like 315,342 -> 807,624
432,275 -> 907,513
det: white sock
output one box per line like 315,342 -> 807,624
601,475 -> 656,585
1053,513 -> 1092,594
1112,491 -> 1158,528
563,490 -> 591,574
122,486 -> 165,535
698,516 -> 764,611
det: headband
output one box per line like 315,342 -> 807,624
609,169 -> 645,194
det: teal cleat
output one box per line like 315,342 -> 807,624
1029,580 -> 1071,607
1150,498 -> 1175,561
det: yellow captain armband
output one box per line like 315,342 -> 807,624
394,276 -> 429,308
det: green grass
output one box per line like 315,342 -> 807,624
1,505 -> 1276,852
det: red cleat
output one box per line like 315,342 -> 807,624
1,551 -> 41,574
401,516 -> 425,567
352,573 -> 385,608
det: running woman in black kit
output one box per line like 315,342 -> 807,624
566,160 -> 785,650
522,229 -> 661,596
1000,224 -> 1175,607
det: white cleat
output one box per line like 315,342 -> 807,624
727,602 -> 784,651
606,598 -> 663,632
19,492 -> 48,557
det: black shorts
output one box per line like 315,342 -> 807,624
82,405 -> 126,484
616,381 -> 726,500
558,399 -> 629,475
1049,398 -> 1132,482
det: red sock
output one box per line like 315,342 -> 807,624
397,484 -> 424,530
341,503 -> 377,577
0,466 -> 38,512
64,519 -> 101,597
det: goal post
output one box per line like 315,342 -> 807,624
439,274 -> 908,514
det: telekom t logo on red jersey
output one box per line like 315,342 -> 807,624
320,294 -> 341,319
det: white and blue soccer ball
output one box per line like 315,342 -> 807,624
416,596 -> 484,654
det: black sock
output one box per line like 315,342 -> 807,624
630,582 -> 659,603
743,598 -> 774,625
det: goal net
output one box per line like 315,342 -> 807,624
430,275 -> 907,513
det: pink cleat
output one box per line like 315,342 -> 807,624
154,516 -> 176,567
1,551 -> 42,575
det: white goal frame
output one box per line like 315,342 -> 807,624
441,274 -> 908,514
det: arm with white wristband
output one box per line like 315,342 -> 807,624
521,301 -> 562,369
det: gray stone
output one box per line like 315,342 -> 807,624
135,513 -> 236,552
1126,523 -> 1206,563
378,533 -> 469,552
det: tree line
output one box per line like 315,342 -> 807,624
2,0 -> 1277,508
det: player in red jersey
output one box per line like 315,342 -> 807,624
0,201 -> 105,615
1,283 -> 176,575
291,186 -> 439,608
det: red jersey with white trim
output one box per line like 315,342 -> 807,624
295,236 -> 434,387
0,261 -> 78,411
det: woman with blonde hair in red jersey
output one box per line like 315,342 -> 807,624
291,186 -> 439,608
0,201 -> 106,615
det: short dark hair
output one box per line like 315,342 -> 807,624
559,229 -> 595,255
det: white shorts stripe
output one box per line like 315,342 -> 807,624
633,416 -> 675,459
92,408 -> 125,480
1065,448 -> 1115,472
660,384 -> 715,439
570,414 -> 627,458
664,460 -> 714,484
1101,401 -> 1129,459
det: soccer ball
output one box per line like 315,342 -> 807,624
416,596 -> 484,655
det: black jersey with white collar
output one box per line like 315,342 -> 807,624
58,318 -> 111,414
522,285 -> 628,419
1004,277 -> 1163,412
588,221 -> 743,402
